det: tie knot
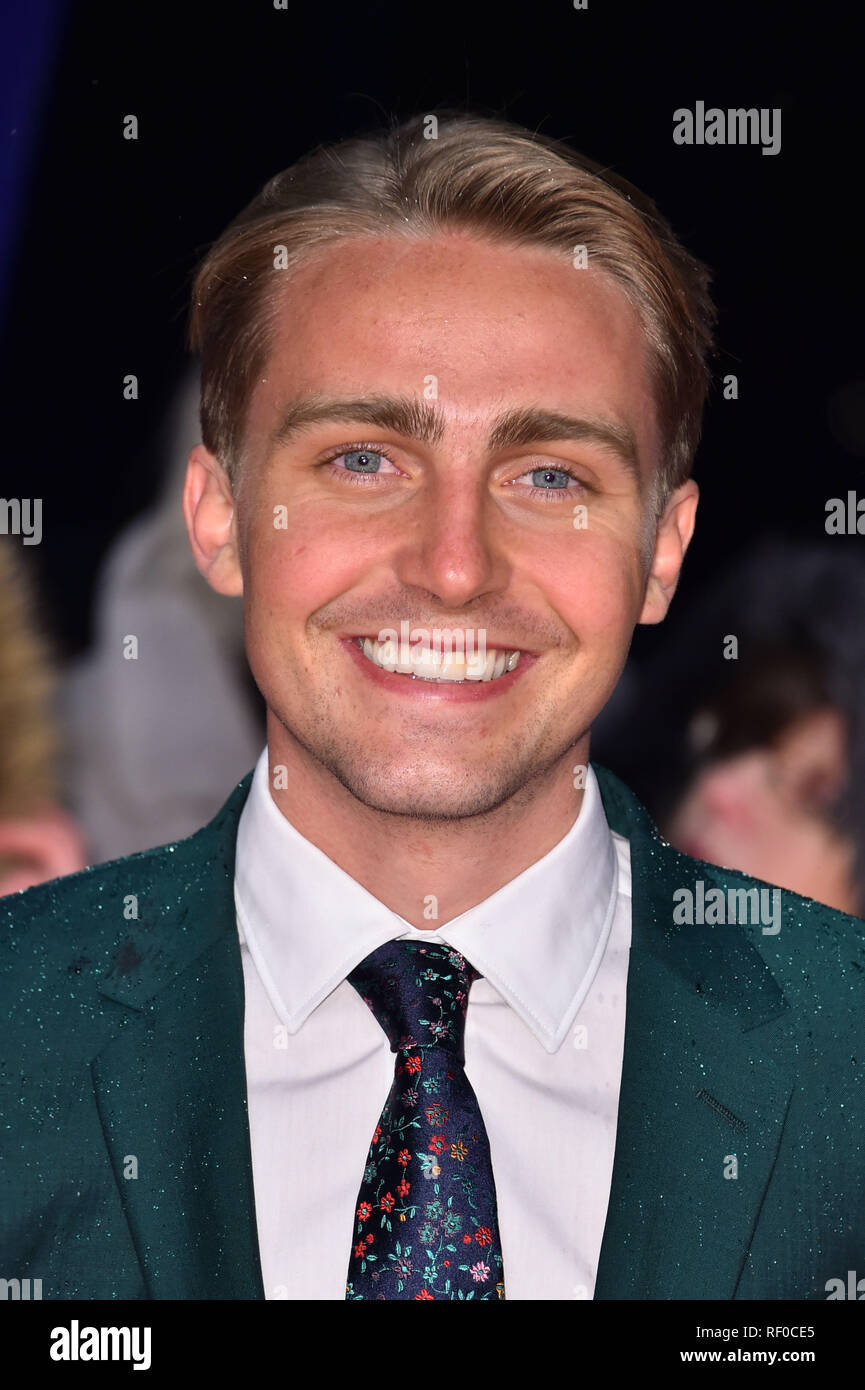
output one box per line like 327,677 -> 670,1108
346,939 -> 479,1061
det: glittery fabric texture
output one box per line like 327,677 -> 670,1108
344,940 -> 505,1300
4,763 -> 865,1300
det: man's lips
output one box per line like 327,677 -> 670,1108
339,636 -> 538,701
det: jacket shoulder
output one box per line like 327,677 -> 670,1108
592,760 -> 865,1020
0,772 -> 252,1035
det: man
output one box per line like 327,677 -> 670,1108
2,112 -> 863,1301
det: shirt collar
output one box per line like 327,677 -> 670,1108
235,748 -> 620,1053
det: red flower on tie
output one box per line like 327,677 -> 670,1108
405,1055 -> 422,1075
428,1134 -> 447,1155
462,1234 -> 473,1244
371,1124 -> 382,1146
397,1149 -> 411,1167
353,1242 -> 366,1258
396,1180 -> 411,1197
415,1288 -> 434,1300
357,1202 -> 373,1222
380,1193 -> 395,1212
475,1226 -> 493,1246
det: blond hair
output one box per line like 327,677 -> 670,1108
188,111 -> 716,509
0,539 -> 58,820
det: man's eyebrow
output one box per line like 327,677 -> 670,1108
272,393 -> 640,476
487,407 -> 639,476
272,394 -> 446,447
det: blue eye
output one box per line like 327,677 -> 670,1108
529,468 -> 572,489
342,449 -> 384,473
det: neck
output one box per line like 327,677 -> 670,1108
264,717 -> 590,929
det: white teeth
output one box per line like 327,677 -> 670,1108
464,649 -> 496,682
356,637 -> 522,683
410,647 -> 469,681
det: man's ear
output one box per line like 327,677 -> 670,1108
182,444 -> 243,596
638,478 -> 699,625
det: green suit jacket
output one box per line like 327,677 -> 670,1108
2,764 -> 864,1300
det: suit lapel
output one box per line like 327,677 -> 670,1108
592,763 -> 796,1299
91,774 -> 264,1298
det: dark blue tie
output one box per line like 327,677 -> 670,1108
344,939 -> 505,1300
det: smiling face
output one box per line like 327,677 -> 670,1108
186,231 -> 698,820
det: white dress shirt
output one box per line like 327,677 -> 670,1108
234,746 -> 633,1300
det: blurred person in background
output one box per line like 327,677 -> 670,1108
0,537 -> 86,894
596,538 -> 864,916
60,365 -> 265,863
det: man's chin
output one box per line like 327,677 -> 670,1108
323,756 -> 540,822
270,709 -> 586,821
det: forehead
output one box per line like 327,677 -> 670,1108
246,232 -> 659,462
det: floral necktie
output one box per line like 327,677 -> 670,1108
344,938 -> 505,1300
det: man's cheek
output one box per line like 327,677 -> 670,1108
247,520 -> 355,611
555,552 -> 640,641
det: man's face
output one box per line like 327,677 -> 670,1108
192,232 -> 693,819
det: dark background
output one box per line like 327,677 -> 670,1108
1,0 -> 862,662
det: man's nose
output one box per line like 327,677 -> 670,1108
391,475 -> 511,609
